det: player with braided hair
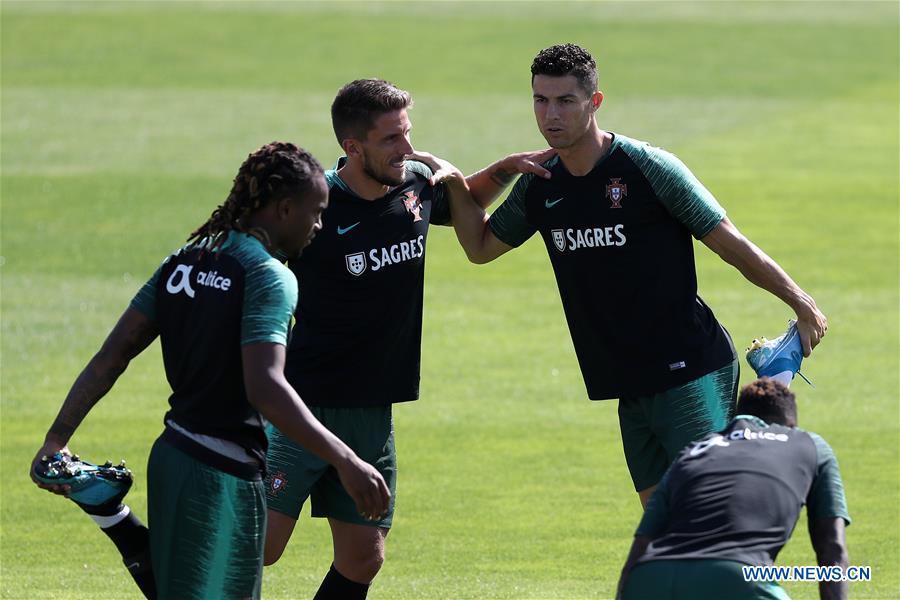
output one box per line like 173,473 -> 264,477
30,141 -> 390,599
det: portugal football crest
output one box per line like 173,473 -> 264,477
345,252 -> 367,276
402,191 -> 423,222
551,229 -> 566,252
606,178 -> 627,209
268,472 -> 288,496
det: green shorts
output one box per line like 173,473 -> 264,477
619,358 -> 738,491
622,559 -> 790,600
147,435 -> 266,600
265,405 -> 396,528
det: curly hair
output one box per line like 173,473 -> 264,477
736,378 -> 798,427
187,142 -> 323,251
531,44 -> 598,97
331,79 -> 412,145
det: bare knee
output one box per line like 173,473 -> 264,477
330,521 -> 389,583
334,546 -> 385,583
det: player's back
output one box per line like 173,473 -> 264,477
640,416 -> 818,566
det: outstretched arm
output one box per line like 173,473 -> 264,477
31,307 -> 159,493
809,517 -> 849,600
242,343 -> 391,521
409,151 -> 528,264
464,149 -> 556,207
701,216 -> 827,356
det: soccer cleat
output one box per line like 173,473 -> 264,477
33,452 -> 133,514
746,320 -> 813,385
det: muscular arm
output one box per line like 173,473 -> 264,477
242,343 -> 390,519
809,517 -> 849,600
408,151 -> 518,264
616,535 -> 651,599
46,307 -> 158,445
465,149 -> 555,208
701,216 -> 827,356
445,175 -> 514,264
31,307 -> 159,491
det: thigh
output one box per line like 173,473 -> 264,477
621,561 -> 676,600
264,423 -> 330,519
309,406 -> 397,528
653,359 -> 739,461
675,560 -> 791,600
619,397 -> 670,493
148,437 -> 266,600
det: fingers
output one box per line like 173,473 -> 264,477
520,160 -> 551,179
353,472 -> 391,522
800,331 -> 813,358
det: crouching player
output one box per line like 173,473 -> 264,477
617,378 -> 850,600
30,142 -> 390,599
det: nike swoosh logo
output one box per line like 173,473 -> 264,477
126,562 -> 141,571
337,222 -> 360,235
545,197 -> 564,208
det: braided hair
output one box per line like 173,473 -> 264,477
188,141 -> 324,251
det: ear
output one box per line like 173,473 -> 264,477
591,91 -> 604,111
275,195 -> 293,221
342,138 -> 362,158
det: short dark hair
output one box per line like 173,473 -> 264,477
531,44 -> 598,97
187,142 -> 323,251
736,378 -> 798,427
331,79 -> 412,144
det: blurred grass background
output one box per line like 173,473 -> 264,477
2,2 -> 897,597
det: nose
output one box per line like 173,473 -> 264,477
545,102 -> 560,121
399,135 -> 414,156
313,216 -> 323,231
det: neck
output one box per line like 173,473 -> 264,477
557,126 -> 612,176
241,217 -> 278,255
338,159 -> 391,201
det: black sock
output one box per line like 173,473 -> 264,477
313,564 -> 370,600
97,510 -> 157,600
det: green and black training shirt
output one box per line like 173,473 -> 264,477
284,159 -> 449,408
489,133 -> 735,399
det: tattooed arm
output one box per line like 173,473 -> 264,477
464,148 -> 556,207
31,307 -> 158,494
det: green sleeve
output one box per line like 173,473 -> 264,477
241,261 -> 297,346
621,139 -> 725,238
405,160 -> 450,225
129,258 -> 168,321
635,469 -> 672,538
487,173 -> 537,247
806,432 -> 851,525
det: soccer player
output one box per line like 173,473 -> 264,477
261,79 -> 546,599
616,378 -> 851,600
431,44 -> 829,506
30,142 -> 390,599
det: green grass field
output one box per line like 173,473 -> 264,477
2,1 -> 897,598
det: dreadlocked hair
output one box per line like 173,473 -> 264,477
187,141 -> 324,251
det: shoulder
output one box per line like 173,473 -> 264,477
613,133 -> 679,169
222,233 -> 290,280
404,160 -> 434,181
511,156 -> 559,197
796,428 -> 836,459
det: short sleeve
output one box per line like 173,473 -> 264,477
129,258 -> 168,322
487,173 -> 538,247
806,432 -> 851,525
626,141 -> 726,238
635,469 -> 672,538
241,261 -> 298,346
